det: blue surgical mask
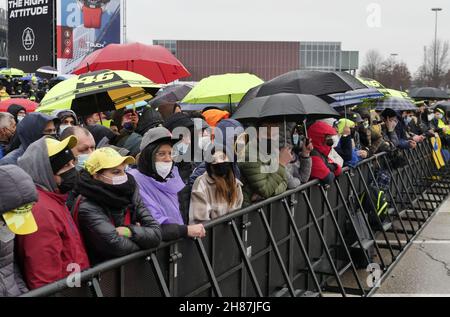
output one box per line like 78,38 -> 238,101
76,154 -> 90,171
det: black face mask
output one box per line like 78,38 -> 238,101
211,162 -> 233,177
58,168 -> 78,194
43,133 -> 59,140
325,138 -> 334,147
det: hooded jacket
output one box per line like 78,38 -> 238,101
135,107 -> 164,136
16,138 -> 90,289
0,165 -> 37,297
7,104 -> 26,123
0,113 -> 57,166
308,121 -> 342,184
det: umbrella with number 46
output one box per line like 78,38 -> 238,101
37,70 -> 161,115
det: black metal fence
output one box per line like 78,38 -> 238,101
22,141 -> 450,297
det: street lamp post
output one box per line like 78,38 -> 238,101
431,8 -> 443,85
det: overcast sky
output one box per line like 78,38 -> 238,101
127,0 -> 450,74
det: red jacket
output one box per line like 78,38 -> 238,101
16,187 -> 90,290
308,121 -> 342,181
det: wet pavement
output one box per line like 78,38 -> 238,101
374,197 -> 450,296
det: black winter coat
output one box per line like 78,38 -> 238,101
77,189 -> 162,265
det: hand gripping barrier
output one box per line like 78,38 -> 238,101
22,141 -> 450,297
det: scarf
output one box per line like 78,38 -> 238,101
76,170 -> 136,211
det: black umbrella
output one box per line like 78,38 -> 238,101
241,70 -> 367,104
433,101 -> 450,112
36,66 -> 58,79
232,93 -> 340,122
149,83 -> 193,107
409,87 -> 449,100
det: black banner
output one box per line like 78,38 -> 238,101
7,0 -> 54,73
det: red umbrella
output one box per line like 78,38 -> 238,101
72,42 -> 191,84
0,98 -> 38,113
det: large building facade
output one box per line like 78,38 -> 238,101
299,41 -> 358,73
153,40 -> 359,81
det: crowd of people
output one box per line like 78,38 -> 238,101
0,95 -> 450,296
0,76 -> 53,102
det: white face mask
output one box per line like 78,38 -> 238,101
428,114 -> 435,122
17,115 -> 25,122
437,114 -> 444,120
155,161 -> 173,179
59,124 -> 70,134
198,136 -> 211,150
101,173 -> 128,185
332,135 -> 340,148
174,142 -> 189,156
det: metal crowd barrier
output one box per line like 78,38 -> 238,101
22,141 -> 450,297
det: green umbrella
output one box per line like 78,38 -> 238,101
0,68 -> 25,77
37,70 -> 161,115
181,73 -> 263,105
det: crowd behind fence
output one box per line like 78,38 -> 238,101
22,141 -> 450,297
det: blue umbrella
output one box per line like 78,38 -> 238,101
327,88 -> 384,108
19,75 -> 42,82
375,97 -> 417,112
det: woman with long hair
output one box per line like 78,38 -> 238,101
189,149 -> 243,224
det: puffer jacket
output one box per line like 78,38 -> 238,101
238,142 -> 288,207
0,221 -> 28,297
77,188 -> 162,265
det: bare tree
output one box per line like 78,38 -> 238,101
378,57 -> 411,91
359,49 -> 383,79
414,39 -> 450,87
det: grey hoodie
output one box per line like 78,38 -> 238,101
17,137 -> 58,193
0,165 -> 37,297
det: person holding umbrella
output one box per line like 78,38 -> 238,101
238,119 -> 293,206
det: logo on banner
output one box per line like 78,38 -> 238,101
22,27 -> 35,51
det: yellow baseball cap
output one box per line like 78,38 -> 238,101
46,136 -> 78,157
2,203 -> 38,235
84,147 -> 135,175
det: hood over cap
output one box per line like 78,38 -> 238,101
17,137 -> 59,192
